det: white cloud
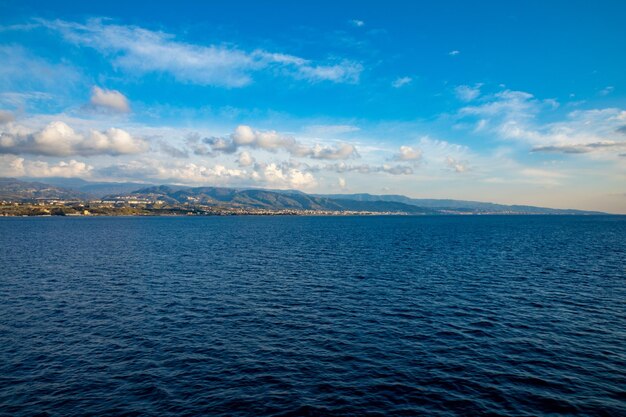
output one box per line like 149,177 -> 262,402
459,90 -> 626,158
237,151 -> 255,167
203,135 -> 237,154
160,141 -> 189,158
0,121 -> 148,156
194,125 -> 359,160
409,136 -> 475,173
185,133 -> 213,156
338,177 -> 347,189
99,158 -> 317,189
454,84 -> 482,102
418,136 -> 469,159
99,159 -> 246,184
380,164 -> 414,175
393,145 -> 422,163
293,143 -> 359,160
294,60 -> 363,84
349,19 -> 365,27
392,76 -> 412,88
232,125 -> 295,150
445,156 -> 469,173
460,90 -> 537,119
0,155 -> 92,178
487,96 -> 619,143
252,163 -> 317,189
41,19 -> 362,86
449,50 -> 460,56
90,86 -> 130,113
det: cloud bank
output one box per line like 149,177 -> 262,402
97,158 -> 317,189
186,125 -> 359,160
0,121 -> 148,156
0,155 -> 93,178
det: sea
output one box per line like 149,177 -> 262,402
0,215 -> 625,416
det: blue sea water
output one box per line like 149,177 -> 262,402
0,215 -> 625,416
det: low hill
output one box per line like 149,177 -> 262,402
125,186 -> 434,213
23,177 -> 152,198
0,178 -> 89,202
316,193 -> 603,215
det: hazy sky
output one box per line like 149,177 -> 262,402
1,0 -> 625,212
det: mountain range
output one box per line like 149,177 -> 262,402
0,177 -> 604,215
123,185 -> 438,214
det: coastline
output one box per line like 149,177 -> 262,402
0,202 -> 411,217
0,198 -> 611,217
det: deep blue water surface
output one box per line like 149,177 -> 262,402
1,216 -> 625,416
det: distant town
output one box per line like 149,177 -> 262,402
0,199 -> 407,217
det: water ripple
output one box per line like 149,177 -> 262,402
1,215 -> 625,416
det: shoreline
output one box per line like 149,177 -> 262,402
0,202 -> 612,217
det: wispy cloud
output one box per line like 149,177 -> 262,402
38,19 -> 363,87
349,19 -> 365,27
532,141 -> 626,154
0,92 -> 52,109
0,45 -> 83,104
454,84 -> 482,102
448,50 -> 460,56
458,90 -> 626,158
599,86 -> 614,96
320,162 -> 414,176
392,76 -> 412,88
302,124 -> 360,136
460,90 -> 538,119
445,156 -> 469,173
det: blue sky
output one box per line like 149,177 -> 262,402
1,0 -> 625,212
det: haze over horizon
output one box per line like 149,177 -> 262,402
1,1 -> 625,213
